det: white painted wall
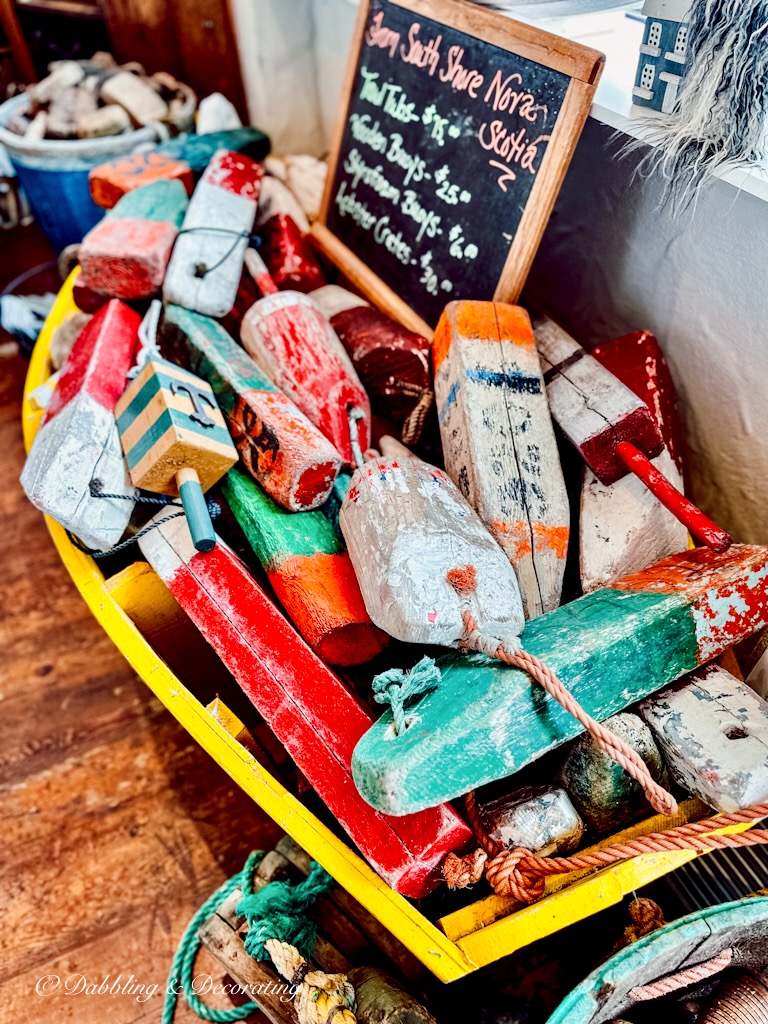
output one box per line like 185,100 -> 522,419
229,4 -> 766,542
230,0 -> 357,156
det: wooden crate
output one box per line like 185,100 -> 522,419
21,272 -> 758,982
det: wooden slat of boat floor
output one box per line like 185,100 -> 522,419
0,348 -> 280,1021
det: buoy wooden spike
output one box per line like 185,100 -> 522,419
581,330 -> 689,592
351,544 -> 768,816
21,299 -> 141,549
434,300 -> 570,619
78,179 -> 189,301
138,512 -> 471,896
163,149 -> 264,317
534,315 -> 731,552
160,304 -> 342,512
259,212 -> 326,293
339,454 -> 524,647
241,273 -> 371,468
221,465 -> 389,666
313,285 -> 434,445
115,357 -> 237,552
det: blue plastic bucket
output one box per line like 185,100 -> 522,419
0,94 -> 160,253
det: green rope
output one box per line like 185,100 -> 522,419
163,850 -> 336,1024
372,656 -> 441,734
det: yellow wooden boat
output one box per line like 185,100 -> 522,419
22,271 -> 759,982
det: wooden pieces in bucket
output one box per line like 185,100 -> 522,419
89,126 -> 271,209
639,664 -> 768,813
339,454 -> 524,647
115,358 -> 237,552
557,712 -> 668,834
581,331 -> 689,592
312,285 -> 434,445
534,315 -> 731,552
160,304 -> 341,511
138,512 -> 472,896
241,251 -> 371,467
351,545 -> 768,816
163,150 -> 264,317
21,299 -> 141,550
221,465 -> 389,666
78,180 -> 188,300
434,300 -> 569,619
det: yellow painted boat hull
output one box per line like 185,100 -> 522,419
21,272 -> 758,981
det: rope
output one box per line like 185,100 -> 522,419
164,852 -> 358,1024
372,656 -> 441,735
163,850 -> 265,1024
443,801 -> 768,902
459,612 -> 677,817
629,948 -> 734,1002
400,388 -> 434,446
613,897 -> 666,952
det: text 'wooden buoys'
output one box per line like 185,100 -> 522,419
164,149 -> 264,317
115,357 -> 237,552
434,300 -> 569,619
339,454 -> 524,647
160,304 -> 341,511
221,465 -> 389,666
241,251 -> 371,467
138,512 -> 471,896
312,284 -> 433,444
21,299 -> 141,549
351,545 -> 768,816
78,179 -> 188,300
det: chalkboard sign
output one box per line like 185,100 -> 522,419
313,0 -> 604,334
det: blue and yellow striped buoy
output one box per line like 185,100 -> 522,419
115,358 -> 237,552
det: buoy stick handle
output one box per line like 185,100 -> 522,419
616,441 -> 732,553
176,467 -> 215,553
244,248 -> 279,296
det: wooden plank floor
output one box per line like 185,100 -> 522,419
1,348 -> 280,1020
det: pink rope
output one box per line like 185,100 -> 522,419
629,948 -> 734,1001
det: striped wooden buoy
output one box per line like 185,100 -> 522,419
115,358 -> 237,552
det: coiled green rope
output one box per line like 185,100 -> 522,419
163,850 -> 335,1023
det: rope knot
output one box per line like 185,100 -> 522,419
442,848 -> 487,889
372,656 -> 441,735
485,847 -> 547,903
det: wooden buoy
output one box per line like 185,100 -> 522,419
160,304 -> 341,511
163,149 -> 264,317
434,301 -> 570,619
339,454 -> 524,647
89,126 -> 270,209
313,284 -> 433,444
558,712 -> 668,835
351,545 -> 768,816
478,785 -> 584,856
580,330 -> 689,592
241,251 -> 371,467
348,967 -> 439,1024
78,179 -> 188,300
115,357 -> 238,552
138,512 -> 472,897
221,465 -> 389,666
21,299 -> 141,549
72,270 -> 109,314
534,316 -> 731,552
259,212 -> 326,293
639,663 -> 768,813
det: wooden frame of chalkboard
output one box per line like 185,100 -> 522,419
312,0 -> 604,336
